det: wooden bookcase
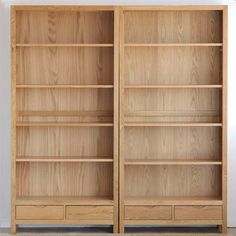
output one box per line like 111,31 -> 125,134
11,5 -> 227,234
11,6 -> 119,233
119,6 -> 227,233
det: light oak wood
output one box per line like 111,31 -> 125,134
11,5 -> 227,234
66,206 -> 113,220
124,219 -> 223,225
11,7 -> 17,234
16,206 -> 64,220
119,6 -> 227,233
16,43 -> 114,47
16,156 -> 113,162
124,47 -> 221,86
16,122 -> 114,127
124,159 -> 222,165
124,43 -> 223,47
124,11 -> 222,44
221,7 -> 228,234
12,5 -> 118,233
125,206 -> 172,220
16,196 -> 113,205
174,206 -> 222,220
16,11 -> 114,44
125,196 -> 222,206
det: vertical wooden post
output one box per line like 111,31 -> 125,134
221,5 -> 228,234
113,6 -> 120,234
11,6 -> 17,234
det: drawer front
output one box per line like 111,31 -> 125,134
66,206 -> 113,220
16,205 -> 64,220
125,206 -> 172,220
175,206 -> 222,220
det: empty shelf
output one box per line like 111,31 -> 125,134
123,122 -> 222,127
124,159 -> 222,165
16,122 -> 114,127
16,43 -> 114,47
16,85 -> 114,89
16,156 -> 114,163
124,85 -> 223,89
16,196 -> 114,206
124,43 -> 223,47
125,196 -> 223,206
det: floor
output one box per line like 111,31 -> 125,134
0,227 -> 236,235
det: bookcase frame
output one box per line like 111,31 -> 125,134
11,5 -> 227,234
119,5 -> 227,234
11,6 -> 119,233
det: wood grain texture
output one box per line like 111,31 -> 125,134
66,206 -> 113,220
13,6 -> 117,231
124,127 -> 221,161
16,196 -> 113,205
125,165 -> 221,197
124,89 -> 221,123
125,206 -> 172,220
125,196 -> 222,206
124,11 -> 222,43
16,205 -> 64,220
11,7 -> 17,234
16,47 -> 113,85
16,162 -> 113,197
17,127 -> 113,157
17,89 -> 113,122
174,205 -> 222,220
221,6 -> 228,234
16,11 -> 114,44
124,47 -> 221,85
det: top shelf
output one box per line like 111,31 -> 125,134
15,43 -> 114,47
124,85 -> 222,89
124,43 -> 223,47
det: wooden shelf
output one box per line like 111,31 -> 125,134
16,156 -> 114,163
125,159 -> 222,165
125,196 -> 223,206
17,111 -> 113,117
124,122 -> 222,127
16,196 -> 114,206
16,43 -> 114,47
124,85 -> 223,89
16,122 -> 114,127
16,85 -> 114,89
124,43 -> 223,47
125,110 -> 219,117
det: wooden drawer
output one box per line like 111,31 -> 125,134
174,206 -> 222,220
66,206 -> 113,220
16,205 -> 64,220
125,206 -> 172,220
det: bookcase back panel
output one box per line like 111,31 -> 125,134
16,162 -> 113,197
124,47 -> 221,85
17,127 -> 113,157
125,165 -> 221,197
125,89 -> 221,123
17,47 -> 114,85
16,11 -> 114,44
124,11 -> 222,43
17,89 -> 113,122
124,127 -> 221,161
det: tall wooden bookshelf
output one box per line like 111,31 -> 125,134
11,6 -> 119,233
119,6 -> 227,234
11,5 -> 227,234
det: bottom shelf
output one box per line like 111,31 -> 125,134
16,196 -> 114,205
125,196 -> 222,205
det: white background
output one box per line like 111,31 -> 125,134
0,0 -> 235,228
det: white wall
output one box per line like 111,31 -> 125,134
0,0 -> 235,228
